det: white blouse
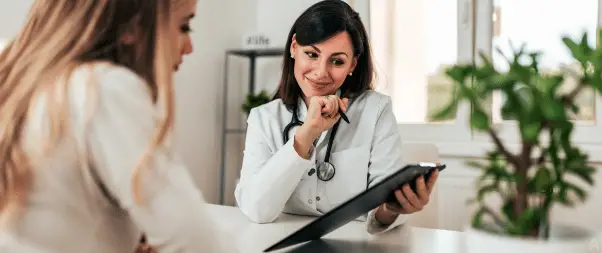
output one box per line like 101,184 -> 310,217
0,63 -> 235,253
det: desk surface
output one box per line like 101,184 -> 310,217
207,204 -> 463,253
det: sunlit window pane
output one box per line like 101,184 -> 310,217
370,0 -> 458,123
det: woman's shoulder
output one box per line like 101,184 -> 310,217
360,90 -> 391,100
353,90 -> 393,110
67,62 -> 153,110
69,61 -> 150,96
65,62 -> 156,128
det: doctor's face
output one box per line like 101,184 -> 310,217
172,0 -> 197,71
290,31 -> 357,98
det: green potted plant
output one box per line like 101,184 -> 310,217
432,30 -> 600,252
242,90 -> 271,115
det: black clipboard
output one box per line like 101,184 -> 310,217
263,162 -> 446,252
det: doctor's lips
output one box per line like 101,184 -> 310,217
305,76 -> 330,87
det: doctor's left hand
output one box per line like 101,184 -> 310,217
375,170 -> 439,224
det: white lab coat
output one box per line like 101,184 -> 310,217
234,90 -> 408,234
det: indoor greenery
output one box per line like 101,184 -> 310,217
431,30 -> 600,238
242,90 -> 271,115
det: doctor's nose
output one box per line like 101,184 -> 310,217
312,60 -> 329,79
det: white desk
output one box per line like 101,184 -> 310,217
207,204 -> 463,253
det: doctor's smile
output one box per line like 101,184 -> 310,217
304,76 -> 331,88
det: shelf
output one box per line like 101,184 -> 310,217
226,48 -> 285,58
219,48 -> 285,205
226,129 -> 246,134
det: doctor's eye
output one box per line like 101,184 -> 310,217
305,51 -> 318,59
331,58 -> 344,66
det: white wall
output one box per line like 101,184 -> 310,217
0,0 -> 257,204
256,0 -> 322,48
0,1 -> 32,39
174,0 -> 257,204
255,0 -> 369,48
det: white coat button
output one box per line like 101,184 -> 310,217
316,196 -> 321,201
308,199 -> 313,204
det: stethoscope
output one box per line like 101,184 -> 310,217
283,105 -> 342,182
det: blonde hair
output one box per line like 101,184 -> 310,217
0,0 -> 177,225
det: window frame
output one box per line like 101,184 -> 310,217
362,0 -> 474,143
357,0 -> 602,162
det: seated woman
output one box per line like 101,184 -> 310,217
234,0 -> 439,234
0,0 -> 233,252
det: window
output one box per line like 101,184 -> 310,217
364,0 -> 602,158
368,0 -> 473,143
475,0 -> 602,144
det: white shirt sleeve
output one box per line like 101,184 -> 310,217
234,108 -> 315,223
83,66 -> 236,253
364,96 -> 408,234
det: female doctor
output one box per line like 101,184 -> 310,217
234,0 -> 439,234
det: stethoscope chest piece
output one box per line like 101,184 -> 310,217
316,161 -> 336,181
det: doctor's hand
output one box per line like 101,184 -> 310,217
302,95 -> 349,139
293,95 -> 348,159
374,170 -> 439,225
303,95 -> 348,135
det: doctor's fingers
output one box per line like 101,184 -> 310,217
320,96 -> 339,117
394,188 -> 419,213
402,183 -> 425,210
426,170 -> 439,194
330,96 -> 347,115
415,176 -> 431,204
308,96 -> 330,119
326,114 -> 341,125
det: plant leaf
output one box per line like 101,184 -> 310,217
529,167 -> 553,194
512,207 -> 540,235
540,98 -> 566,120
472,206 -> 486,228
471,110 -> 490,131
430,98 -> 458,121
567,165 -> 596,186
446,65 -> 473,83
580,32 -> 593,59
466,160 -> 488,170
554,184 -> 574,207
502,199 -> 517,221
563,36 -> 586,62
477,184 -> 498,201
520,121 -> 540,144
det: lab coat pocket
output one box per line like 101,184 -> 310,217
325,145 -> 371,207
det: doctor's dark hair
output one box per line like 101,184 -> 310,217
273,0 -> 375,111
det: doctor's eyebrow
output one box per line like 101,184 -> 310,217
309,45 -> 349,58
